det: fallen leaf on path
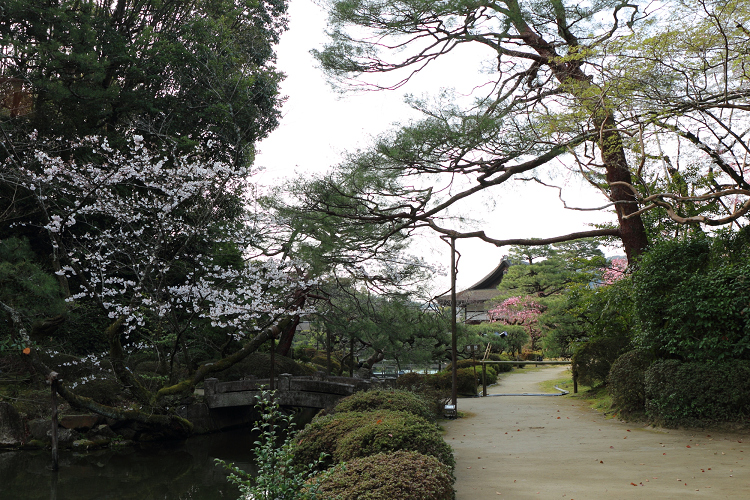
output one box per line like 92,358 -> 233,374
687,445 -> 691,448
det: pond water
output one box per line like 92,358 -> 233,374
0,429 -> 259,500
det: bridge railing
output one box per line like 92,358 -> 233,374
203,373 -> 372,409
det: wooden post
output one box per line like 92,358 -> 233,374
482,362 -> 487,397
49,372 -> 59,471
450,236 -> 458,409
471,345 -> 477,394
573,369 -> 578,394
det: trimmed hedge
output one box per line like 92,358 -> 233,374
607,349 -> 655,416
486,353 -> 514,373
427,368 -> 478,396
315,451 -> 454,500
293,410 -> 455,471
394,374 -> 450,418
645,359 -> 750,426
334,389 -> 436,421
334,411 -> 455,469
445,359 -> 499,385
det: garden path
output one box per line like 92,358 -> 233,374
442,366 -> 750,499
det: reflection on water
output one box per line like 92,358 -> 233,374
0,429 -> 259,500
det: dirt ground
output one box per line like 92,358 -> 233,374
442,366 -> 750,499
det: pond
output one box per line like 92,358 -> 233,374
0,428 -> 259,500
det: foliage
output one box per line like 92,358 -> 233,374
633,232 -> 750,361
572,336 -> 631,388
498,242 -> 606,299
333,411 -> 455,469
217,390 -> 328,500
0,237 -> 66,352
644,360 -> 750,426
427,368 -> 479,396
293,412 -> 373,470
310,288 -> 449,374
0,135 -> 312,431
489,242 -> 610,353
315,451 -> 454,500
488,296 -> 545,350
293,409 -> 454,471
394,373 -> 451,417
542,273 -> 636,358
464,323 -> 528,357
445,359 -> 499,383
607,349 -> 656,416
333,389 -> 436,422
485,353 -> 515,373
214,353 -> 312,382
0,0 -> 287,157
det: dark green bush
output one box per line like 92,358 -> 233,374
334,389 -> 435,421
293,412 -> 371,469
427,368 -> 478,396
333,411 -> 455,469
572,336 -> 630,387
315,451 -> 454,500
486,353 -> 514,373
293,410 -> 454,470
607,349 -> 655,416
520,350 -> 543,361
394,373 -> 450,418
645,359 -> 750,426
445,359 -> 498,385
633,235 -> 750,362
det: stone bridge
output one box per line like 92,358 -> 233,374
203,373 -> 372,410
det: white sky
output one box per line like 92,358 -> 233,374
255,0 -> 621,295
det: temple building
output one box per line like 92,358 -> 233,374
437,259 -> 510,324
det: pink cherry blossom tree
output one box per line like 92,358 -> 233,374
488,296 -> 547,351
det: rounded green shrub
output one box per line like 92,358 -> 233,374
427,367 -> 478,395
395,373 -> 450,418
293,410 -> 454,471
485,353 -> 514,373
333,411 -> 455,469
607,349 -> 655,416
334,389 -> 435,421
293,412 -> 371,469
645,359 -> 750,426
315,451 -> 454,500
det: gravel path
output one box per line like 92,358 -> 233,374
442,366 -> 750,499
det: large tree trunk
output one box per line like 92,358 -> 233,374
512,8 -> 650,262
276,290 -> 306,356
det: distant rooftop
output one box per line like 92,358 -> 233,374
436,259 -> 510,305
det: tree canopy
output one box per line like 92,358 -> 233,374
291,0 -> 749,264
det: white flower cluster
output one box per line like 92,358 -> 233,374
7,135 -> 314,342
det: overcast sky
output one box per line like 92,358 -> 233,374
255,0 -> 621,295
